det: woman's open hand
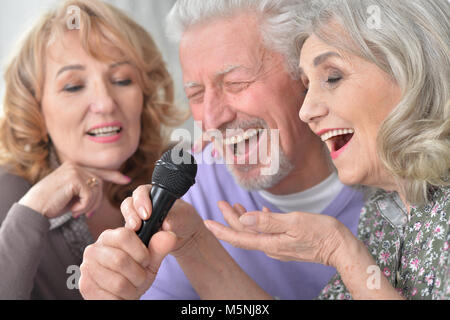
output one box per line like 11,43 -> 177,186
204,201 -> 353,267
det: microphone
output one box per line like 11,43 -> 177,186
137,148 -> 197,246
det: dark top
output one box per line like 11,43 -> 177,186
0,168 -> 88,299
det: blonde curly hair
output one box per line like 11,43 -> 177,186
0,0 -> 188,207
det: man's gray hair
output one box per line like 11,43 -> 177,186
166,0 -> 302,79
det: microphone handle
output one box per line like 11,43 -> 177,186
136,186 -> 178,246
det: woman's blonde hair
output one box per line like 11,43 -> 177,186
0,0 -> 188,207
290,0 -> 450,206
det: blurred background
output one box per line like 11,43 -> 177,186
0,0 -> 195,134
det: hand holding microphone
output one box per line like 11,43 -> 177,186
135,148 -> 197,246
80,148 -> 202,299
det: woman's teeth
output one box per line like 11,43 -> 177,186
88,126 -> 122,137
320,128 -> 355,142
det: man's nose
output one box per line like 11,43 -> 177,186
202,88 -> 236,131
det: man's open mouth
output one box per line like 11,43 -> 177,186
224,128 -> 265,157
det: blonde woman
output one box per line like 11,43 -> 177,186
205,0 -> 449,299
0,0 -> 184,299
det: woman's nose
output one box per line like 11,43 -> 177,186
298,89 -> 329,124
89,81 -> 117,114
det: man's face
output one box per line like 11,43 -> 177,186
179,13 -> 312,190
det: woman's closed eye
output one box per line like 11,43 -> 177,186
327,76 -> 342,84
324,70 -> 343,88
63,84 -> 84,93
113,78 -> 133,86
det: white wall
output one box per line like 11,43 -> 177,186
0,0 -> 193,133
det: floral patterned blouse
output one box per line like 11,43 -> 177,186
318,186 -> 450,300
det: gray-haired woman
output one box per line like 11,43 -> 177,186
206,0 -> 449,299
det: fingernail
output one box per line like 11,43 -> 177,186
87,211 -> 95,219
240,214 -> 257,226
139,207 -> 149,220
191,144 -> 199,154
167,231 -> 177,237
125,176 -> 132,183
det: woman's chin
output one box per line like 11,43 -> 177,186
336,168 -> 364,187
80,156 -> 129,171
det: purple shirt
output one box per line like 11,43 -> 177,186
141,150 -> 364,300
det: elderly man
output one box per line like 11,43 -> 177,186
79,0 -> 363,300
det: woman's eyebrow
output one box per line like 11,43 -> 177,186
298,51 -> 342,76
109,61 -> 131,69
55,65 -> 85,79
313,51 -> 341,67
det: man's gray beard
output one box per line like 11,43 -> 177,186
226,149 -> 294,191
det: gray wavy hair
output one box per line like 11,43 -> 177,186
291,0 -> 450,205
166,0 -> 302,79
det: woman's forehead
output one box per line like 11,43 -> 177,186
47,30 -> 125,65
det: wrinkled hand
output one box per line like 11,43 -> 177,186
120,184 -> 207,257
204,201 -> 350,267
18,161 -> 130,219
79,227 -> 176,300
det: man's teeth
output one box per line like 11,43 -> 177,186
224,129 -> 264,145
321,129 -> 354,142
88,126 -> 121,136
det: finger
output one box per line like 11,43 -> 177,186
85,244 -> 149,291
81,258 -> 139,300
72,173 -> 104,218
266,253 -> 291,262
239,211 -> 291,234
97,228 -> 152,269
79,263 -> 122,300
69,181 -> 98,217
162,200 -> 202,239
85,177 -> 104,219
83,167 -> 131,185
121,197 -> 142,231
147,231 -> 177,275
132,185 -> 153,221
262,206 -> 271,213
204,220 -> 277,253
217,201 -> 255,233
234,203 -> 248,215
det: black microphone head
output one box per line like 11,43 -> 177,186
151,148 -> 197,197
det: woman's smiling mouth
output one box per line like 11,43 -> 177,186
86,122 -> 123,143
318,128 -> 355,160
